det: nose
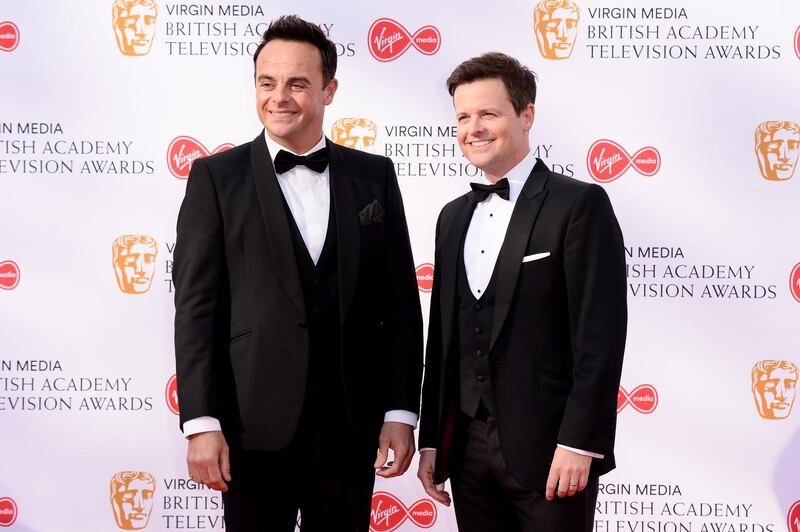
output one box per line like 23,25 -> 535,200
778,143 -> 789,163
775,381 -> 787,401
134,256 -> 145,274
135,18 -> 146,37
464,116 -> 484,138
132,493 -> 144,512
556,21 -> 567,41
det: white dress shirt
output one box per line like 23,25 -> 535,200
183,132 -> 416,438
421,151 -> 602,459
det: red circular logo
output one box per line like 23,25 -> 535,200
367,18 -> 441,62
617,384 -> 659,414
0,261 -> 20,290
587,139 -> 661,183
790,263 -> 800,303
370,492 -> 436,532
415,263 -> 434,293
789,500 -> 800,532
166,374 -> 179,415
794,26 -> 800,60
0,22 -> 19,52
0,498 -> 18,527
167,136 -> 234,179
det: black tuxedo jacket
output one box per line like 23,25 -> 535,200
419,159 -> 627,490
173,132 -> 423,452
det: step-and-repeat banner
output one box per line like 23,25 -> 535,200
2,0 -> 799,530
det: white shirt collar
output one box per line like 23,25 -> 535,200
500,150 -> 538,204
263,130 -> 327,169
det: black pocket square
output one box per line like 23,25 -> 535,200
358,199 -> 383,225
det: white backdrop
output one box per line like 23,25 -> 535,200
1,0 -> 800,530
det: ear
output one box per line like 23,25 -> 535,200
521,103 -> 535,132
323,78 -> 338,106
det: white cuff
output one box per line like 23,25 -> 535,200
384,410 -> 418,428
557,444 -> 604,459
183,416 -> 222,438
419,448 -> 437,453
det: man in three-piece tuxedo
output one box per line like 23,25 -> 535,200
173,16 -> 423,532
417,52 -> 627,531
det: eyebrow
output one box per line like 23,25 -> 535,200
255,74 -> 312,84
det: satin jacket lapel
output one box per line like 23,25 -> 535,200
327,141 -> 359,320
250,131 -> 305,314
489,159 -> 550,352
439,193 -> 477,372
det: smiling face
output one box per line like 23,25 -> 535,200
453,77 -> 534,183
255,39 -> 338,153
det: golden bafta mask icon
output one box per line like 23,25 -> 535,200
112,0 -> 158,56
752,360 -> 799,419
113,235 -> 158,294
331,118 -> 378,153
110,471 -> 156,530
755,121 -> 800,181
533,0 -> 580,60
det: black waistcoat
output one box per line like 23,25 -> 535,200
457,240 -> 499,418
280,192 -> 342,391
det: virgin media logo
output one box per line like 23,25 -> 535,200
0,22 -> 20,52
0,497 -> 18,527
794,26 -> 800,60
0,261 -> 20,291
587,139 -> 661,183
788,500 -> 800,532
791,263 -> 800,303
370,492 -> 436,532
416,263 -> 434,293
165,374 -> 179,415
617,384 -> 658,414
368,18 -> 441,62
167,136 -> 234,179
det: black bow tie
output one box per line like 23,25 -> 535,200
470,178 -> 510,201
274,148 -> 329,174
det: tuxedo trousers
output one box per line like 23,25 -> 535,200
451,415 -> 598,532
221,384 -> 375,532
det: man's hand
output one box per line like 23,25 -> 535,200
416,450 -> 451,506
545,447 -> 592,501
374,422 -> 415,478
187,430 -> 231,492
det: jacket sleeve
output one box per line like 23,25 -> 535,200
173,158 -> 228,431
558,184 -> 627,456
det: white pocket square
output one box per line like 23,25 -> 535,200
522,252 -> 551,263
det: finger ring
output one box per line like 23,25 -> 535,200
569,483 -> 578,486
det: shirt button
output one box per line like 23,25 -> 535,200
489,213 -> 494,217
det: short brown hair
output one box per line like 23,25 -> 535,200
446,52 -> 537,114
253,15 -> 337,85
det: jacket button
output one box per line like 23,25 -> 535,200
477,375 -> 486,383
476,349 -> 483,357
297,321 -> 307,329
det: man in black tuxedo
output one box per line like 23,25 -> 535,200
417,52 -> 627,532
173,16 -> 423,532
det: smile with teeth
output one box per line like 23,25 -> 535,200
470,139 -> 495,147
270,110 -> 297,118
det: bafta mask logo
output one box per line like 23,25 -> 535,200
113,235 -> 158,294
165,374 -> 179,415
0,260 -> 20,291
0,497 -> 18,527
533,0 -> 580,60
0,21 -> 20,52
415,263 -> 434,293
110,471 -> 156,530
755,121 -> 800,181
331,118 -> 378,153
112,0 -> 158,56
751,360 -> 798,420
